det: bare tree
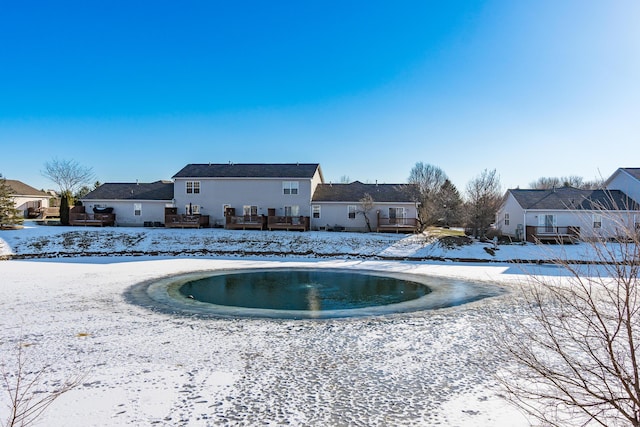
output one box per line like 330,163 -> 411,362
358,193 -> 375,232
2,343 -> 85,427
529,175 -> 605,190
495,214 -> 640,426
464,168 -> 502,238
408,162 -> 448,230
41,159 -> 94,225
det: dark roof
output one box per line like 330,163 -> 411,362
621,168 -> 640,181
312,181 -> 417,203
173,163 -> 322,179
82,181 -> 174,201
509,187 -> 639,210
4,180 -> 49,197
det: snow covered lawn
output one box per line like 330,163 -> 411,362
0,225 -> 605,426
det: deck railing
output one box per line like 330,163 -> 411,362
377,217 -> 418,227
533,226 -> 578,236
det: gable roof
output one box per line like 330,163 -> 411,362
4,180 -> 49,197
173,163 -> 322,180
82,181 -> 174,201
604,167 -> 640,188
617,168 -> 640,181
509,187 -> 639,211
312,181 -> 417,203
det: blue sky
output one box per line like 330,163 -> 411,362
1,1 -> 639,193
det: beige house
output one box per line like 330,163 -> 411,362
5,180 -> 52,218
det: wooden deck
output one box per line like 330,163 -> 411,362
41,207 -> 60,219
165,214 -> 209,228
225,215 -> 266,230
526,226 -> 580,243
69,213 -> 116,227
376,215 -> 418,233
267,216 -> 310,231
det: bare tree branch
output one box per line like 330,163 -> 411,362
494,208 -> 640,426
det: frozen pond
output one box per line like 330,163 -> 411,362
132,268 -> 504,319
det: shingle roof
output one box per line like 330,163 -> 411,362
82,181 -> 174,201
312,181 -> 417,203
4,180 -> 49,197
173,163 -> 322,179
510,187 -> 639,210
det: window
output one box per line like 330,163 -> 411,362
312,205 -> 321,219
348,205 -> 357,219
223,204 -> 231,216
504,213 -> 510,226
284,205 -> 299,216
283,181 -> 299,195
134,203 -> 142,216
186,181 -> 200,194
593,213 -> 602,229
243,205 -> 258,216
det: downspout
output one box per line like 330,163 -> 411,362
523,210 -> 527,242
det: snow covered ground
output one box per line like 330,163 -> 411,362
0,225 -> 610,426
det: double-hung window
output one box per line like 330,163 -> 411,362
348,205 -> 357,219
134,203 -> 142,216
186,181 -> 200,194
504,213 -> 510,226
593,213 -> 602,229
283,181 -> 299,195
312,205 -> 321,219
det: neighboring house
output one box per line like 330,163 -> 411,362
311,181 -> 418,232
5,179 -> 51,217
172,163 -> 324,228
604,167 -> 640,205
81,181 -> 174,226
497,186 -> 640,242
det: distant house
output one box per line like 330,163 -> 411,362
497,186 -> 639,242
5,179 -> 51,218
172,163 -> 324,230
311,181 -> 418,232
81,181 -> 174,226
604,168 -> 640,204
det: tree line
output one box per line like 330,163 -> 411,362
407,162 -> 501,238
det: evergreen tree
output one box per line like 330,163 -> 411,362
59,191 -> 72,226
433,179 -> 463,227
0,175 -> 24,228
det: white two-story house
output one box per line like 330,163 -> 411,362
172,163 -> 324,228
